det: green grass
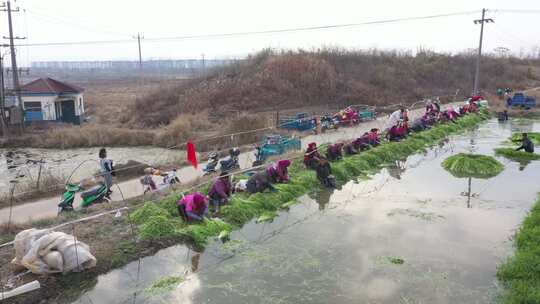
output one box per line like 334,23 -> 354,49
495,148 -> 540,162
498,194 -> 540,303
442,153 -> 504,179
510,132 -> 540,146
132,110 -> 490,246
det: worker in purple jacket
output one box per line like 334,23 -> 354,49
266,159 -> 291,183
208,171 -> 232,214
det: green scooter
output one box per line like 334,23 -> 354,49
58,182 -> 110,213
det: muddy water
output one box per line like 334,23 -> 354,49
0,108 -> 412,224
0,147 -> 183,191
67,119 -> 540,304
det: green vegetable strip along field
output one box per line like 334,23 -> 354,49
130,111 -> 490,247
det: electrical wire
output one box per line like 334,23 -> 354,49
14,10 -> 478,47
493,9 -> 540,14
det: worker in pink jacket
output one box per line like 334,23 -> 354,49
177,192 -> 208,221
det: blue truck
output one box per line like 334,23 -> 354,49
507,93 -> 536,108
252,134 -> 301,166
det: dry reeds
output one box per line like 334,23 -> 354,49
39,125 -> 155,148
153,113 -> 214,148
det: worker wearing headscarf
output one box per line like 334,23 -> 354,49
208,171 -> 232,213
326,143 -> 344,161
304,142 -> 321,169
267,159 -> 291,183
177,192 -> 208,221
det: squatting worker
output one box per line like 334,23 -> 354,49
516,133 -> 535,153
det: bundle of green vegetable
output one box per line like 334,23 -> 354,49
130,202 -> 172,225
510,132 -> 540,145
495,148 -> 540,162
442,153 -> 504,179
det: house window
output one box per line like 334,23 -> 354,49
24,102 -> 42,112
23,102 -> 43,121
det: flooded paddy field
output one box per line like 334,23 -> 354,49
57,119 -> 540,303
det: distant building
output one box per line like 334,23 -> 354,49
18,77 -> 85,125
30,59 -> 235,70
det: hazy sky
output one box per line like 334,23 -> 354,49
3,0 -> 540,64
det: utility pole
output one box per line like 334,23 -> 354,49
473,8 -> 494,95
2,0 -> 26,132
201,53 -> 205,76
133,33 -> 143,70
0,54 -> 6,138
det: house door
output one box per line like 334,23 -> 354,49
61,100 -> 77,124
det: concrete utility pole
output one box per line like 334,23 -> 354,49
0,54 -> 7,138
2,0 -> 26,132
473,8 -> 494,95
134,33 -> 143,70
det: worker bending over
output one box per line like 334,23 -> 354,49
177,193 -> 208,222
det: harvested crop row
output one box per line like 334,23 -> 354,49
132,110 -> 490,246
498,193 -> 540,303
495,148 -> 540,162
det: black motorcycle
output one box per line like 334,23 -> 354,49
220,148 -> 240,172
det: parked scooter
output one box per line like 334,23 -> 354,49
203,152 -> 219,175
220,148 -> 240,172
58,182 -> 110,213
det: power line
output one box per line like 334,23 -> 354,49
493,9 -> 540,14
14,10 -> 478,47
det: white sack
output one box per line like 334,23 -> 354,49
11,228 -> 97,274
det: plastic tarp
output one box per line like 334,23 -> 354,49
11,228 -> 97,274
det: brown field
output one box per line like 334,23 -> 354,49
79,78 -> 182,126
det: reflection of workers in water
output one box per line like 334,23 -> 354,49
387,160 -> 406,180
518,160 -> 531,172
191,251 -> 201,272
317,190 -> 332,210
